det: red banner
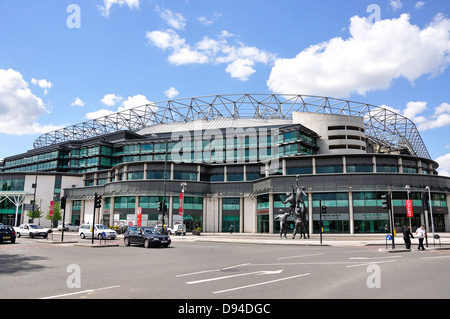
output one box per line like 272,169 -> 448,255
179,193 -> 184,216
137,207 -> 142,227
49,201 -> 54,218
406,200 -> 413,217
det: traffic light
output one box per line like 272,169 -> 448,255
94,193 -> 102,208
158,201 -> 162,212
60,196 -> 66,210
322,205 -> 327,214
381,194 -> 391,210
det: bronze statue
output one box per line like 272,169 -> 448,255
292,175 -> 309,239
280,175 -> 309,239
274,209 -> 291,239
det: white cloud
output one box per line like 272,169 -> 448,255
101,93 -> 123,106
390,0 -> 403,11
156,6 -> 186,30
267,13 -> 450,97
71,97 -> 85,107
146,29 -> 186,51
85,109 -> 115,119
146,28 -> 276,81
120,94 -> 152,111
164,87 -> 179,99
31,78 -> 52,95
436,153 -> 450,177
0,68 -> 60,135
415,2 -> 426,9
197,11 -> 222,26
86,94 -> 152,120
403,101 -> 428,119
98,0 -> 140,17
394,101 -> 450,131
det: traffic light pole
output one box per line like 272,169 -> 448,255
319,200 -> 322,245
92,193 -> 97,245
60,196 -> 66,242
389,192 -> 395,249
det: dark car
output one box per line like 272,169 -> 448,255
0,225 -> 16,244
124,226 -> 171,248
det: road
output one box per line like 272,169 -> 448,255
1,232 -> 450,304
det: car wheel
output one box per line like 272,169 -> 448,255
10,238 -> 16,244
30,233 -> 34,238
98,234 -> 103,240
17,232 -> 21,238
43,234 -> 48,239
124,238 -> 130,246
80,233 -> 85,239
144,239 -> 150,248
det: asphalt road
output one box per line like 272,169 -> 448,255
1,233 -> 450,305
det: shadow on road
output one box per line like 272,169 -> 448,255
0,251 -> 50,275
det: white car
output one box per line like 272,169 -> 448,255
57,222 -> 79,232
172,224 -> 186,235
15,223 -> 49,239
78,224 -> 117,240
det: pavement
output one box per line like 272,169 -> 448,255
40,229 -> 450,252
170,232 -> 450,251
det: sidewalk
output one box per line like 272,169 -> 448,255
170,232 -> 450,249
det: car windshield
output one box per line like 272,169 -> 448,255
29,225 -> 43,229
96,225 -> 108,229
143,227 -> 160,235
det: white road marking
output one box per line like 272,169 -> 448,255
186,270 -> 284,285
421,255 -> 450,259
40,285 -> 120,299
349,255 -> 402,260
277,253 -> 324,260
212,273 -> 311,294
176,263 -> 250,277
346,260 -> 397,268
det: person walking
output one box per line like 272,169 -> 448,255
402,225 -> 414,249
415,225 -> 426,251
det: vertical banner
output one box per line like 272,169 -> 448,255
406,199 -> 414,217
49,200 -> 54,218
179,192 -> 184,216
137,207 -> 142,227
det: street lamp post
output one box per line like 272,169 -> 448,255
425,186 -> 436,246
405,185 -> 411,230
180,182 -> 186,236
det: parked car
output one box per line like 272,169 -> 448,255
0,225 -> 16,243
78,224 -> 117,240
124,226 -> 171,248
172,224 -> 186,235
155,225 -> 172,235
57,222 -> 79,232
15,224 -> 49,238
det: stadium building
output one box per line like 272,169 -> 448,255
1,94 -> 449,234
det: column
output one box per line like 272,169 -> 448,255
269,193 -> 274,234
348,190 -> 354,234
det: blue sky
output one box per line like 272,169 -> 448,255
0,0 -> 449,175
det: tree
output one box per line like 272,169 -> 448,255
26,204 -> 43,223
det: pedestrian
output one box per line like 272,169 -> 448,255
402,225 -> 414,249
415,225 -> 426,251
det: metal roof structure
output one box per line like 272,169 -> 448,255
33,93 -> 431,159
